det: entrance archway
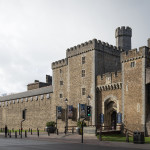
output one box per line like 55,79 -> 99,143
111,111 -> 117,130
103,98 -> 117,130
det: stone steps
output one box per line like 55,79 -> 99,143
83,127 -> 96,134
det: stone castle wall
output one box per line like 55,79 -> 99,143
0,93 -> 53,130
121,46 -> 149,132
52,50 -> 95,131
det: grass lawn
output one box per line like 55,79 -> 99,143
97,134 -> 150,143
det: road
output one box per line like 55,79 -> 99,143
0,138 -> 148,150
0,132 -> 149,150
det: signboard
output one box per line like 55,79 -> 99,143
57,106 -> 62,119
117,113 -> 122,124
68,105 -> 73,119
100,113 -> 104,124
80,104 -> 86,118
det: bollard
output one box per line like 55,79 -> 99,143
9,131 -> 11,138
37,130 -> 39,137
19,129 -> 20,135
95,127 -> 97,136
99,130 -> 102,141
15,131 -> 17,138
21,129 -> 22,139
31,129 -> 32,135
126,131 -> 129,142
64,126 -> 66,135
72,127 -> 74,134
48,129 -> 50,136
25,130 -> 27,138
57,129 -> 59,135
29,128 -> 30,132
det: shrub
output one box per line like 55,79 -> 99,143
46,121 -> 56,127
77,120 -> 86,128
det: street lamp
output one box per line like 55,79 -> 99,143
87,95 -> 91,105
64,98 -> 68,134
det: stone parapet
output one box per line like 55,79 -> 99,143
121,46 -> 150,63
66,39 -> 123,58
97,71 -> 122,86
51,58 -> 68,69
115,26 -> 132,38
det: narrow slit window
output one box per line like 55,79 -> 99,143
82,57 -> 85,64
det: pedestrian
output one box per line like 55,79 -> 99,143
5,125 -> 7,138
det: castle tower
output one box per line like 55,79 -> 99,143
148,38 -> 150,48
115,26 -> 132,51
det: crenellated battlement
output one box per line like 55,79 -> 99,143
121,46 -> 150,62
97,71 -> 122,91
51,58 -> 68,69
115,26 -> 132,38
66,39 -> 123,58
97,71 -> 122,85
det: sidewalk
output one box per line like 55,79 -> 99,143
0,132 -> 150,149
23,132 -> 150,149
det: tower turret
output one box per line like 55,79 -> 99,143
115,26 -> 132,51
148,38 -> 150,48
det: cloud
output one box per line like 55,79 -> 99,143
0,0 -> 150,94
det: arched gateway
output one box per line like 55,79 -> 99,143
102,96 -> 120,130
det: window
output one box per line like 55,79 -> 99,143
30,97 -> 33,101
60,69 -> 62,73
46,94 -> 50,99
21,98 -> 23,103
131,62 -> 135,68
35,96 -> 38,101
82,88 -> 86,95
41,95 -> 44,100
25,98 -> 28,102
17,99 -> 19,103
82,57 -> 85,64
60,81 -> 63,85
82,70 -> 85,77
60,94 -> 63,98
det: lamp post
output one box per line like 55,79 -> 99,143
21,109 -> 27,138
64,98 -> 68,134
87,95 -> 91,105
87,95 -> 91,126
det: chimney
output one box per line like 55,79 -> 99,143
46,75 -> 52,85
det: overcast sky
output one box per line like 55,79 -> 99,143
0,0 -> 150,94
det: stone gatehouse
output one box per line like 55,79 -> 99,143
0,26 -> 150,135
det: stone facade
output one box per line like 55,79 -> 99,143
0,26 -> 150,135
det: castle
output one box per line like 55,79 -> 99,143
0,26 -> 150,135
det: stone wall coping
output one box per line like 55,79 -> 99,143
0,86 -> 53,102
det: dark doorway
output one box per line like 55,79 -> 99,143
111,111 -> 117,130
